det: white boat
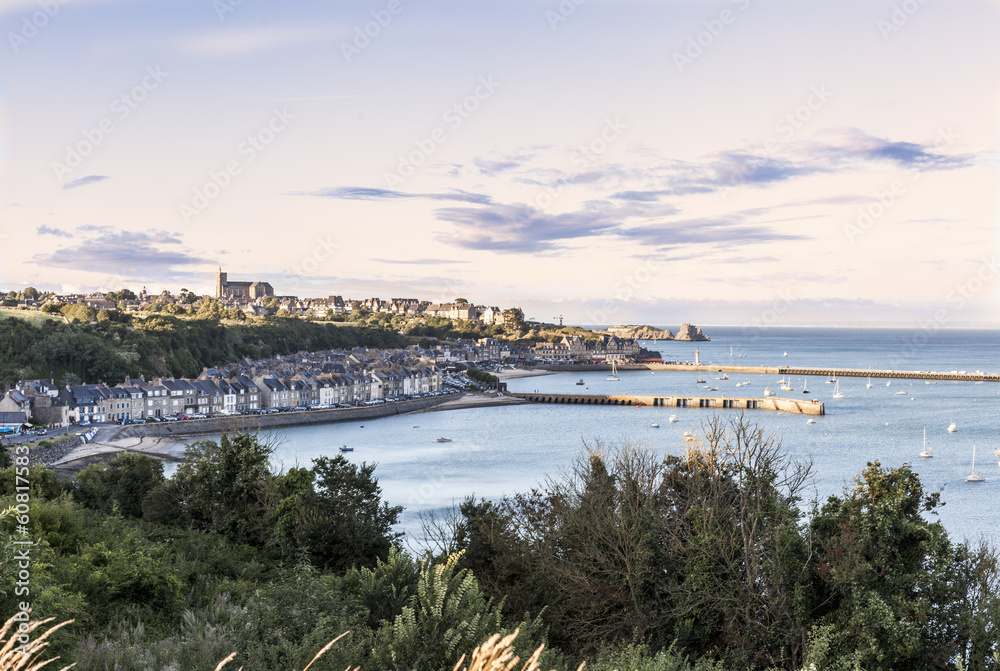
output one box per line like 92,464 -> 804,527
339,445 -> 354,452
651,422 -> 660,428
802,379 -> 810,394
925,381 -> 937,385
783,351 -> 788,357
866,377 -> 873,389
919,427 -> 932,459
832,379 -> 844,399
948,422 -> 957,433
605,359 -> 620,381
886,381 -> 891,387
967,444 -> 985,482
826,375 -> 835,384
896,391 -> 907,396
781,381 -> 794,392
668,415 -> 678,423
763,387 -> 774,397
806,418 -> 816,424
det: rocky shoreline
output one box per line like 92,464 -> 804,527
603,323 -> 710,341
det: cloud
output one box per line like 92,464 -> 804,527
474,155 -> 530,175
433,202 -> 620,253
303,187 -> 494,205
37,225 -> 74,238
618,217 -> 806,248
62,175 -> 109,190
32,228 -> 209,279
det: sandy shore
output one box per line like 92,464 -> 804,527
412,392 -> 528,413
495,368 -> 554,381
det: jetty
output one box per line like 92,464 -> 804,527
511,393 -> 824,416
541,363 -> 999,383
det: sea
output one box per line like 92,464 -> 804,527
168,326 -> 1000,549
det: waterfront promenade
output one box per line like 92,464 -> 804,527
540,363 -> 999,382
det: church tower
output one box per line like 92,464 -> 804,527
216,267 -> 227,298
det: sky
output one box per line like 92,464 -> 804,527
1,0 -> 998,326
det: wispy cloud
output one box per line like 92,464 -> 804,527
37,225 -> 74,238
32,228 -> 209,279
62,174 -> 109,190
373,258 -> 468,265
175,25 -> 333,57
303,187 -> 494,204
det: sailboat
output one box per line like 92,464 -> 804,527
948,422 -> 957,433
605,359 -> 620,381
668,414 -> 678,423
802,378 -> 810,394
866,374 -> 874,389
919,427 -> 932,459
886,381 -> 892,387
967,444 -> 985,482
832,379 -> 844,399
826,374 -> 835,384
783,351 -> 788,357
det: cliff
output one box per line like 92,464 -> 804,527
602,324 -> 710,341
604,325 -> 674,340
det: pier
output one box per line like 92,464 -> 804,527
511,393 -> 824,416
540,363 -> 999,382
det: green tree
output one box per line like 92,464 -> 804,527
805,462 -> 964,670
275,455 -> 402,572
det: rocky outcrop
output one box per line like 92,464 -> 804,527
673,323 -> 710,341
604,325 -> 674,340
603,324 -> 710,341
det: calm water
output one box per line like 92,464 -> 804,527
170,327 -> 1000,546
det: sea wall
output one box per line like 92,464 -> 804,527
108,396 -> 453,440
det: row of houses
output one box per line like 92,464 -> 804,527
533,335 -> 643,362
3,364 -> 444,427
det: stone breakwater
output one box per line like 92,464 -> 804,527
106,395 -> 455,441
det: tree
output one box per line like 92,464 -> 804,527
502,308 -> 525,330
454,297 -> 469,304
173,433 -> 276,547
275,454 -> 402,572
805,462 -> 965,670
73,453 -> 166,518
23,287 -> 40,300
105,289 -> 136,303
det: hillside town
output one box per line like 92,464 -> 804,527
1,268 -> 525,325
0,330 -> 662,430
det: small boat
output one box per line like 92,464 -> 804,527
576,379 -> 585,385
806,418 -> 816,424
925,381 -> 937,385
919,428 -> 932,459
783,351 -> 788,357
902,461 -> 912,468
948,422 -> 957,433
832,379 -> 844,399
605,359 -> 620,382
967,444 -> 985,482
695,379 -> 707,384
435,438 -> 453,443
866,374 -> 873,389
781,381 -> 794,392
802,379 -> 810,394
886,381 -> 891,387
651,422 -> 660,428
339,445 -> 354,452
826,375 -> 835,384
763,387 -> 774,397
413,425 -> 420,428
668,415 -> 678,423
896,391 -> 907,396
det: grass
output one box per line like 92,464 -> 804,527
2,616 -> 555,671
19,434 -> 73,451
0,309 -> 64,325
